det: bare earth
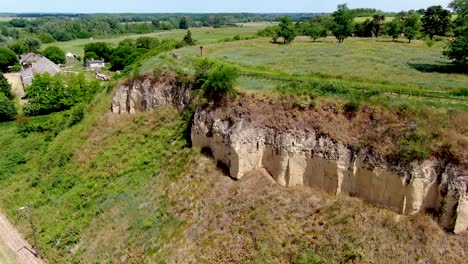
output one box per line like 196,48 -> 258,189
0,211 -> 44,264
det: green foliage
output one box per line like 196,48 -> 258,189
83,51 -> 99,63
183,30 -> 196,46
305,22 -> 328,41
343,100 -> 361,117
386,19 -> 403,41
201,63 -> 240,101
0,47 -> 18,72
42,46 -> 66,64
402,12 -> 422,43
393,129 -> 433,163
24,73 -> 101,116
293,250 -> 325,264
8,41 -> 28,55
179,16 -> 189,30
0,92 -> 17,121
0,73 -> 14,100
332,4 -> 354,43
19,37 -> 42,53
83,42 -> 112,62
135,37 -> 160,49
37,32 -> 56,44
110,45 -> 144,71
353,19 -> 374,37
277,16 -> 297,44
68,103 -> 85,127
444,1 -> 468,65
422,5 -> 452,39
9,64 -> 22,72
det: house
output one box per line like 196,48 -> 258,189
20,56 -> 61,86
20,52 -> 41,65
86,60 -> 105,69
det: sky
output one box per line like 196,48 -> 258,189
0,0 -> 454,13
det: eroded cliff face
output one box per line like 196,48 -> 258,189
112,72 -> 193,114
111,75 -> 468,234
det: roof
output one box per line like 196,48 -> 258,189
19,57 -> 61,86
20,67 -> 34,86
87,60 -> 105,64
20,53 -> 41,64
32,57 -> 61,76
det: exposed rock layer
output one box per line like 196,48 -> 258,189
111,75 -> 468,234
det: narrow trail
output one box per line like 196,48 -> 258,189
0,211 -> 45,264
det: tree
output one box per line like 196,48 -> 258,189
277,16 -> 297,44
386,19 -> 403,41
42,46 -> 66,64
371,15 -> 385,37
202,64 -> 240,101
353,19 -> 373,37
403,12 -> 422,43
444,0 -> 468,65
0,73 -> 14,100
109,46 -> 143,71
136,37 -> 160,49
19,37 -> 41,53
83,42 -> 112,62
8,42 -> 28,55
183,30 -> 196,46
332,4 -> 354,43
37,32 -> 56,44
0,92 -> 17,121
0,47 -> 18,72
305,22 -> 328,41
422,6 -> 452,39
179,16 -> 189,29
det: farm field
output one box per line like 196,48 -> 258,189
176,37 -> 468,92
45,23 -> 271,56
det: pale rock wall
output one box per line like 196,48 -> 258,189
191,110 -> 468,234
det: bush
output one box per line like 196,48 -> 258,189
0,92 -> 17,121
201,64 -> 240,101
343,100 -> 361,117
9,64 -> 22,72
42,46 -> 66,64
68,103 -> 85,127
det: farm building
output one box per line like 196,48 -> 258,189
20,56 -> 61,86
86,60 -> 105,69
66,51 -> 77,63
20,52 -> 41,65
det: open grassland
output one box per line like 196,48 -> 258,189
45,24 -> 268,56
176,37 -> 468,92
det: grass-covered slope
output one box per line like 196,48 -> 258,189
0,81 -> 467,263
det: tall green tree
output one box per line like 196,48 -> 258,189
305,22 -> 328,41
0,47 -> 18,72
179,16 -> 189,29
332,4 -> 354,43
277,16 -> 297,44
0,73 -> 14,99
19,37 -> 41,53
386,19 -> 403,41
422,5 -> 452,39
403,12 -> 422,43
444,0 -> 468,65
43,46 -> 66,64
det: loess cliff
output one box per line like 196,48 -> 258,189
112,73 -> 468,234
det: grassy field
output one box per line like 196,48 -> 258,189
45,24 -> 269,57
354,16 -> 395,23
176,37 -> 467,92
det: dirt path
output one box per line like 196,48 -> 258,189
0,211 -> 45,264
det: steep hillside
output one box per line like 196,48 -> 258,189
0,72 -> 467,263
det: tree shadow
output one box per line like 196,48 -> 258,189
408,63 -> 468,74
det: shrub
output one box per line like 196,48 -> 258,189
42,46 -> 66,64
201,64 -> 240,101
9,64 -> 22,72
425,37 -> 436,47
0,92 -> 17,121
343,100 -> 361,117
68,103 -> 85,127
